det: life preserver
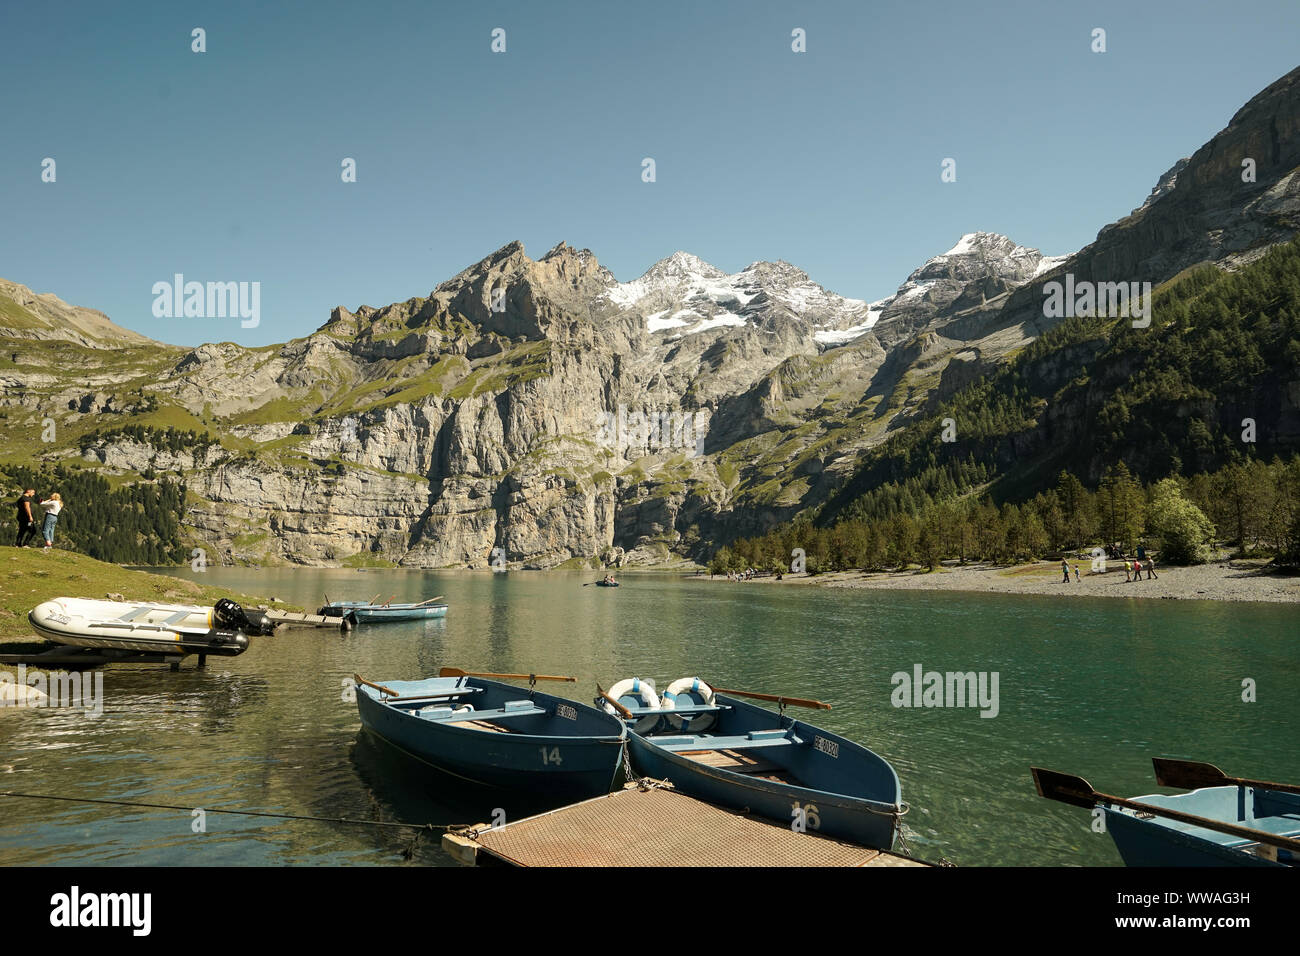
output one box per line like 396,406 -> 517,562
662,677 -> 716,733
605,678 -> 660,733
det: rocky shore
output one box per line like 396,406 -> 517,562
705,559 -> 1300,604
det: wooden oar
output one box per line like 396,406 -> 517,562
1153,758 -> 1300,797
367,593 -> 380,605
380,594 -> 397,607
438,667 -> 575,683
353,674 -> 399,697
596,683 -> 633,719
707,682 -> 831,710
1033,767 -> 1300,855
412,596 -> 445,607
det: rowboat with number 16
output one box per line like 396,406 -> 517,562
599,677 -> 905,850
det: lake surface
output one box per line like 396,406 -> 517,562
1,568 -> 1296,866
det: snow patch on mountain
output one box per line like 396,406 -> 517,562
604,252 -> 871,339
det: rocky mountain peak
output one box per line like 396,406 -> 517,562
1135,158 -> 1190,214
906,232 -> 1051,285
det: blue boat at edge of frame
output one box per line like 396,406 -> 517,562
1104,786 -> 1300,867
609,684 -> 903,850
355,674 -> 626,801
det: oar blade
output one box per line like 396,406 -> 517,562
438,667 -> 467,678
1032,767 -> 1100,810
1153,758 -> 1228,791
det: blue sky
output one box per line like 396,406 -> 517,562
2,0 -> 1298,346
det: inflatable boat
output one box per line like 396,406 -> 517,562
28,597 -> 274,657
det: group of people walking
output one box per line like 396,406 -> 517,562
1060,545 -> 1158,585
1125,544 -> 1158,582
13,488 -> 63,550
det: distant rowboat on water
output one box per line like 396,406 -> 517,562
318,598 -> 448,623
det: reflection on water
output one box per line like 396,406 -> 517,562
0,567 -> 1295,866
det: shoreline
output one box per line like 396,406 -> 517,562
698,559 -> 1300,604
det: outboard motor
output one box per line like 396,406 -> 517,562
214,598 -> 277,636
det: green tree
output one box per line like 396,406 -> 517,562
1146,478 -> 1216,564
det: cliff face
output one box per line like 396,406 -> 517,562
4,66 -> 1300,568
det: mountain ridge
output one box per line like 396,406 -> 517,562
2,64 -> 1298,569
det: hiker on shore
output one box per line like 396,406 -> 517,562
1132,558 -> 1143,584
1146,557 -> 1158,580
1061,559 -> 1070,583
14,487 -> 38,547
1124,559 -> 1131,582
1073,564 -> 1080,583
39,492 -> 63,550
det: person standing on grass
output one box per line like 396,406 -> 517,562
14,487 -> 38,547
1061,559 -> 1070,583
39,492 -> 63,550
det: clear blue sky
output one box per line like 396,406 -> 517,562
2,0 -> 1297,346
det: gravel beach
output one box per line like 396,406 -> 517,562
705,559 -> 1300,604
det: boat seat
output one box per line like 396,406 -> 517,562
621,704 -> 728,717
426,704 -> 548,722
386,687 -> 484,706
655,731 -> 795,752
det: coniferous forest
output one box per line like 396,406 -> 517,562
710,240 -> 1300,574
1,463 -> 189,564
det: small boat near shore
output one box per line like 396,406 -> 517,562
28,597 -> 274,657
1034,759 -> 1300,867
319,597 -> 447,623
599,677 -> 904,849
355,667 -> 626,800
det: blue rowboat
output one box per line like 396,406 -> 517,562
320,601 -> 448,623
606,680 -> 903,849
1104,787 -> 1300,867
1033,763 -> 1300,867
355,674 -> 626,800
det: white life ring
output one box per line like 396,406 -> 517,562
605,677 -> 660,734
662,677 -> 716,733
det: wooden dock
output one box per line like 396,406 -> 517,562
442,782 -> 933,867
263,609 -> 345,629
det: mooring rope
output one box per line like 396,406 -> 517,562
0,789 -> 461,833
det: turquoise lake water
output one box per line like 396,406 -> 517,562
1,568 -> 1295,866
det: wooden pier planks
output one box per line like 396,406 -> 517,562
262,610 -> 342,628
445,783 -> 932,867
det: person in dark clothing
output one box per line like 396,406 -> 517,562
14,488 -> 38,547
